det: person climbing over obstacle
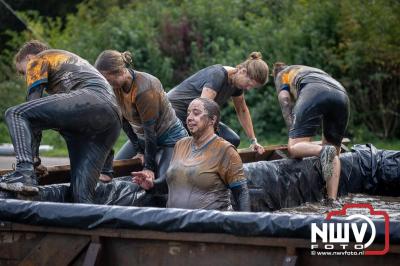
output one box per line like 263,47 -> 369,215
0,40 -> 121,203
95,50 -> 188,184
115,52 -> 269,160
272,63 -> 350,207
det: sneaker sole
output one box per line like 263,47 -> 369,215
0,182 -> 39,196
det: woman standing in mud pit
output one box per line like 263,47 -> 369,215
116,52 -> 269,160
273,63 -> 350,207
0,40 -> 121,203
134,98 -> 250,211
95,50 -> 188,184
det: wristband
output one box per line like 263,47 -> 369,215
250,138 -> 257,145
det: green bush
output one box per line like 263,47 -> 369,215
0,0 -> 398,156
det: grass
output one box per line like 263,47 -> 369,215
351,137 -> 400,150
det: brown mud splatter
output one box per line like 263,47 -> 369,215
276,193 -> 400,221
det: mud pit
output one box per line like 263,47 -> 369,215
277,193 -> 400,221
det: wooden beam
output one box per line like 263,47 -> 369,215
18,233 -> 90,266
0,139 -> 350,184
83,237 -> 102,266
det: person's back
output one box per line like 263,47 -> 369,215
275,65 -> 345,99
116,70 -> 180,140
26,49 -> 113,95
167,64 -> 242,123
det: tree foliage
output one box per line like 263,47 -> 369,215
0,0 -> 399,143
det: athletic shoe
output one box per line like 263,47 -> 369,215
319,145 -> 336,181
0,171 -> 38,195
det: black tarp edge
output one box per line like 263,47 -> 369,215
0,199 -> 398,244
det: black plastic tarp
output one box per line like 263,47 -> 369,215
0,144 -> 399,243
1,144 -> 399,212
350,144 -> 400,196
0,198 -> 398,244
244,144 -> 400,211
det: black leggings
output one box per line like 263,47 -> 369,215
4,88 -> 121,203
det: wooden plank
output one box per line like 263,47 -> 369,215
0,139 -> 350,184
4,222 -> 399,254
3,223 -> 313,249
82,242 -> 102,266
0,232 -> 43,260
18,233 -> 90,266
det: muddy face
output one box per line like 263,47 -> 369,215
15,55 -> 35,76
232,68 -> 261,91
186,99 -> 213,137
100,69 -> 128,91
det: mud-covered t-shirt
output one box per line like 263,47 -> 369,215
114,70 -> 179,140
274,65 -> 345,99
167,65 -> 243,123
26,49 -> 114,96
166,136 -> 246,210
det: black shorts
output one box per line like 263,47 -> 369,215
289,82 -> 350,146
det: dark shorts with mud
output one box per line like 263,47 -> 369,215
289,82 -> 350,146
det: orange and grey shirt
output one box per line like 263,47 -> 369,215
274,65 -> 344,99
114,70 -> 180,141
26,49 -> 113,96
166,136 -> 246,210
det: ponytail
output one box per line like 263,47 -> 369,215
237,51 -> 269,85
94,50 -> 134,73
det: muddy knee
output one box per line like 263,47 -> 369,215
4,106 -> 19,123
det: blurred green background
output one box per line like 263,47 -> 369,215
0,0 -> 399,156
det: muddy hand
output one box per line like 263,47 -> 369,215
131,170 -> 154,190
35,164 -> 48,178
250,142 -> 264,155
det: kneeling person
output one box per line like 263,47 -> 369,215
273,63 -> 350,206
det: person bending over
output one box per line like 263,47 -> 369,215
0,40 -> 121,203
133,98 -> 250,211
95,50 -> 188,183
116,52 -> 269,160
273,63 -> 350,206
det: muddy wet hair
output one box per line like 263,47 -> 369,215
237,51 -> 269,85
94,50 -> 133,73
272,62 -> 287,78
194,98 -> 220,132
14,40 -> 49,64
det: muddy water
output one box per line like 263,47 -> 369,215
276,193 -> 400,221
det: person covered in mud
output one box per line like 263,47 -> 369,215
272,63 -> 350,206
94,50 -> 188,184
0,40 -> 121,203
134,98 -> 250,211
116,52 -> 269,160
